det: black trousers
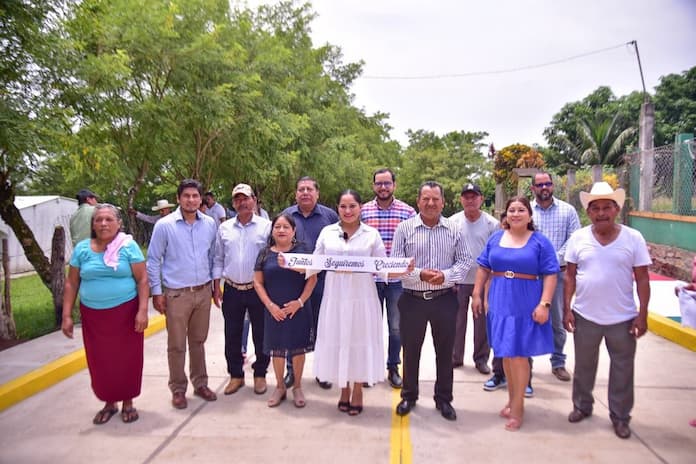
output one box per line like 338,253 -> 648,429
222,284 -> 269,378
398,291 -> 458,403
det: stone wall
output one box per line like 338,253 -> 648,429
648,242 -> 695,282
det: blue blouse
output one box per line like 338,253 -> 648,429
70,240 -> 145,309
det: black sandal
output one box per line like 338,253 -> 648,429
348,404 -> 363,416
337,401 -> 350,413
92,406 -> 118,425
121,407 -> 139,423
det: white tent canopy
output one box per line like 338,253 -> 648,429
0,196 -> 77,275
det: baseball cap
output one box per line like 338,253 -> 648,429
461,183 -> 482,195
232,183 -> 254,197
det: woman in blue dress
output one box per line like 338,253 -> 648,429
253,213 -> 317,408
472,196 -> 559,431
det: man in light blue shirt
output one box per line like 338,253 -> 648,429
147,179 -> 219,410
531,171 -> 581,383
212,183 -> 271,396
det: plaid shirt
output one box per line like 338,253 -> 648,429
361,197 -> 416,282
531,197 -> 581,266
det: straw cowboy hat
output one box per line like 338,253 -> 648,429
152,199 -> 176,211
579,182 -> 626,210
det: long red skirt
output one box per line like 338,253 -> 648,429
80,298 -> 144,402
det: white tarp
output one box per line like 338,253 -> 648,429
0,196 -> 77,275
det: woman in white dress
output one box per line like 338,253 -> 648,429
313,190 -> 386,416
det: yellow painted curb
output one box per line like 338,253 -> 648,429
390,386 -> 412,464
648,312 -> 696,352
0,314 -> 167,412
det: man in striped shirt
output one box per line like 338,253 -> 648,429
391,181 -> 473,421
531,171 -> 581,382
361,168 -> 416,388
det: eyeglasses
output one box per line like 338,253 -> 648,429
534,182 -> 553,188
374,181 -> 393,187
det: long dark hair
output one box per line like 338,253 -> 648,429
502,196 -> 535,231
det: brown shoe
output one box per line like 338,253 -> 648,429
552,367 -> 572,382
172,391 -> 187,409
224,377 -> 245,395
254,377 -> 268,395
193,385 -> 217,401
613,421 -> 631,439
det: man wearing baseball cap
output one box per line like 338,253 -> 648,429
449,183 -> 498,375
213,183 -> 271,396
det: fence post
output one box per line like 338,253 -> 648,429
673,132 -> 694,214
638,101 -> 655,211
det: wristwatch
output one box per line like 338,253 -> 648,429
540,301 -> 551,308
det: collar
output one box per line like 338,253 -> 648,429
532,197 -> 557,211
415,213 -> 444,228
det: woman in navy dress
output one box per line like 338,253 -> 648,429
472,196 -> 559,431
253,213 -> 317,408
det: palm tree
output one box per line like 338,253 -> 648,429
577,113 -> 637,167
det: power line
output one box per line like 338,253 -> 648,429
362,41 -> 633,80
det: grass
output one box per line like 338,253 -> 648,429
5,273 -> 80,340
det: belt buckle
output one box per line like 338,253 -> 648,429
423,290 -> 433,300
504,270 -> 515,279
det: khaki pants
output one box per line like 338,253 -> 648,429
165,286 -> 212,393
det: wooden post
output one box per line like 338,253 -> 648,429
51,225 -> 66,327
0,238 -> 16,340
638,101 -> 655,211
566,169 -> 576,204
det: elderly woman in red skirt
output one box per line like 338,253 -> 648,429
62,204 -> 149,425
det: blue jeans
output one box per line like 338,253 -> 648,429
376,281 -> 403,369
550,271 -> 567,369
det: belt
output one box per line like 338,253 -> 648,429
403,288 -> 453,301
169,281 -> 210,292
491,271 -> 539,281
224,279 -> 254,291
559,265 -> 567,272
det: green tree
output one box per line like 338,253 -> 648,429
654,65 -> 696,146
577,113 -> 637,166
543,87 -> 641,171
399,130 -> 490,215
0,0 -> 70,302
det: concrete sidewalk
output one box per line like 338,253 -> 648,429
1,290 -> 696,463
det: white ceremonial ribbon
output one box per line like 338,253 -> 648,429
281,253 -> 411,276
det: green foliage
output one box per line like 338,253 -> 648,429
399,130 -> 491,215
654,66 -> 696,146
542,87 -> 641,171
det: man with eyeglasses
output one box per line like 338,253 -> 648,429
530,171 -> 580,383
281,176 -> 339,389
361,168 -> 416,388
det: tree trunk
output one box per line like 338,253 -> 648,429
51,226 -> 66,327
0,179 -> 52,290
0,238 -> 17,340
591,165 -> 603,182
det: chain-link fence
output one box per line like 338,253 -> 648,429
625,140 -> 696,215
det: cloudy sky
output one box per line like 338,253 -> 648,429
244,0 -> 696,149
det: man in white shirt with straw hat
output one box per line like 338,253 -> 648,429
564,181 -> 651,440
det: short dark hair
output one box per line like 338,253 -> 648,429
503,196 -> 535,231
297,176 -> 319,191
204,191 -> 215,198
76,189 -> 97,205
417,181 -> 444,199
177,179 -> 203,197
373,168 -> 395,183
533,171 -> 553,183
